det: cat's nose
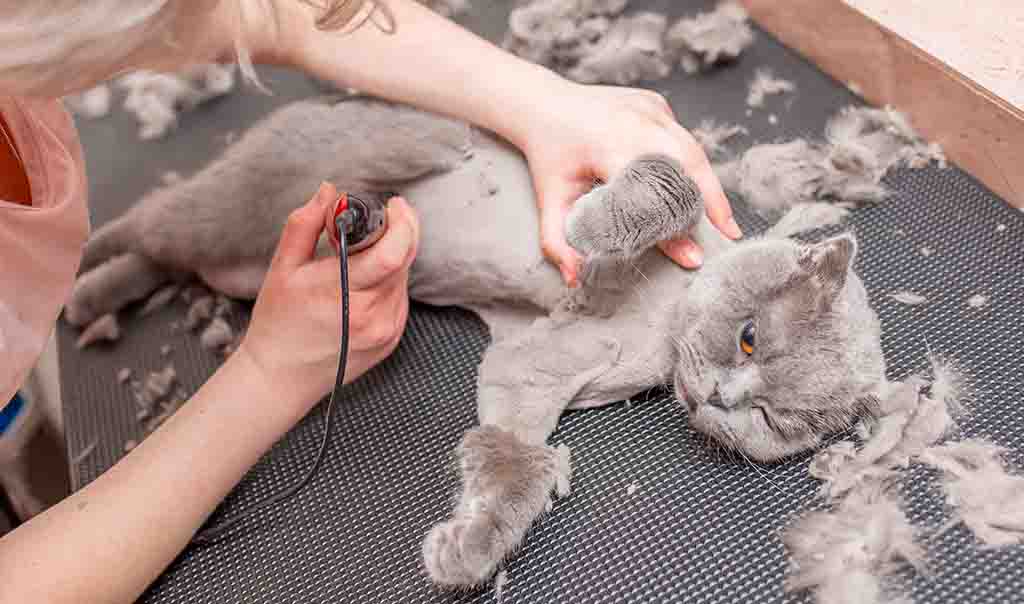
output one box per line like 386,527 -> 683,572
706,385 -> 730,410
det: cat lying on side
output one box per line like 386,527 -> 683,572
65,97 -> 887,587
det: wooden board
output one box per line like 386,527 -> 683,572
742,0 -> 1024,208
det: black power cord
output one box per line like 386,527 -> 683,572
192,233 -> 350,546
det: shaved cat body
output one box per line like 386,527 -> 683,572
66,97 -> 887,588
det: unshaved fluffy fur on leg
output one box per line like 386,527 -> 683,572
422,426 -> 571,587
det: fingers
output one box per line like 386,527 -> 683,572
347,196 -> 419,291
671,123 -> 742,240
690,160 -> 741,240
658,237 -> 704,269
272,182 -> 338,272
534,172 -> 587,286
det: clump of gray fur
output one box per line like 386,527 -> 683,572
117,64 -> 236,140
566,12 -> 672,85
692,119 -> 747,160
201,317 -> 237,354
888,290 -> 928,306
716,105 -> 947,217
665,1 -> 754,74
185,296 -> 215,331
137,284 -> 181,317
920,439 -> 1024,547
64,84 -> 112,119
783,481 -> 924,604
503,0 -> 630,72
126,365 -> 178,424
811,355 -> 968,499
747,68 -> 795,107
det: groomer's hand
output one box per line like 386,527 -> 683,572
238,182 -> 418,412
517,82 -> 741,286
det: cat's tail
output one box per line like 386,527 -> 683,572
79,214 -> 138,274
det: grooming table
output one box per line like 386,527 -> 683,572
60,1 -> 1024,602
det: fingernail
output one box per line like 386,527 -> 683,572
316,181 -> 334,204
682,242 -> 703,267
725,217 -> 743,239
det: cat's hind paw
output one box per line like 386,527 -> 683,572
422,425 -> 570,588
65,254 -> 171,327
565,154 -> 703,259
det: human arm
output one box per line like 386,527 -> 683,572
0,184 -> 419,604
251,0 -> 741,283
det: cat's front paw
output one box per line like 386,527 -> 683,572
565,154 -> 703,259
422,425 -> 571,588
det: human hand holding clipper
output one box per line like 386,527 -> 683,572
199,183 -> 417,543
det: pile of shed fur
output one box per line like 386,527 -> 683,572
784,357 -> 1024,604
503,0 -> 755,85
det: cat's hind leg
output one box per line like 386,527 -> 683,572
65,254 -> 177,327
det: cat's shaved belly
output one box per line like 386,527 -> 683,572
402,132 -> 565,312
199,264 -> 267,300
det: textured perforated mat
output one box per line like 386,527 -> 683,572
60,1 -> 1024,602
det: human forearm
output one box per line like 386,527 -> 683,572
270,0 -> 565,149
0,351 -> 310,604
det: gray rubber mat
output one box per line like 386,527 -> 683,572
60,1 -> 1024,602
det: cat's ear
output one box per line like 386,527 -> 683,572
797,233 -> 858,298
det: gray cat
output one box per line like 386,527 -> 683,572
65,97 -> 887,587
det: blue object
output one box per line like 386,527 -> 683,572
0,392 -> 26,437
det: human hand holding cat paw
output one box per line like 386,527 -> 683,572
516,82 -> 742,286
236,182 -> 419,416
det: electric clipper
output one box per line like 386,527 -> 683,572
326,191 -> 390,254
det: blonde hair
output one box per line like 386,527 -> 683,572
0,1 -> 387,97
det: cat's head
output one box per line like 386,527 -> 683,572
673,233 -> 885,461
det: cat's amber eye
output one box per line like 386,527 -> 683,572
739,321 -> 756,355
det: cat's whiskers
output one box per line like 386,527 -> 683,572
736,446 -> 787,496
721,425 -> 788,496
